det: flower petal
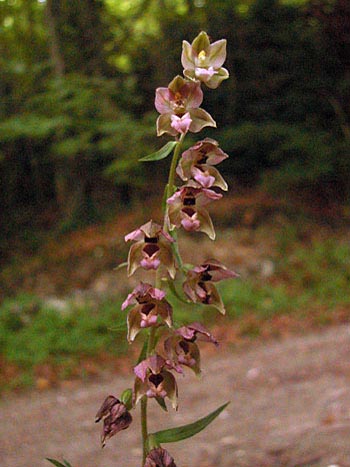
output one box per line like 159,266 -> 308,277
161,370 -> 178,410
127,307 -> 142,342
189,108 -> 216,133
207,39 -> 227,68
196,208 -> 216,240
191,31 -> 211,55
182,81 -> 203,109
157,114 -> 178,137
155,87 -> 173,114
206,282 -> 226,314
127,242 -> 144,276
204,67 -> 229,89
125,227 -> 143,242
144,447 -> 177,467
181,40 -> 194,69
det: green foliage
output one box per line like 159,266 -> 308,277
1,232 -> 350,390
221,235 -> 350,321
1,0 -> 350,234
0,294 -> 127,383
139,141 -> 178,162
217,122 -> 342,194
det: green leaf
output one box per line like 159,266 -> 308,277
139,141 -> 177,162
150,402 -> 229,443
46,459 -> 72,467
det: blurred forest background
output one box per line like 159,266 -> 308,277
1,0 -> 349,236
1,0 -> 350,390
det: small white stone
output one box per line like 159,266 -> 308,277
220,435 -> 238,446
246,367 -> 260,380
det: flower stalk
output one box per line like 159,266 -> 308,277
95,31 -> 237,467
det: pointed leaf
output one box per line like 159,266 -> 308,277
46,459 -> 72,467
139,141 -> 177,162
150,402 -> 229,443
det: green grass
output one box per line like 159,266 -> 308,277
0,294 -> 128,389
221,236 -> 350,323
1,236 -> 350,390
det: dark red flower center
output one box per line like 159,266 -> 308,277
179,340 -> 190,354
149,373 -> 164,388
201,271 -> 212,281
143,244 -> 160,257
140,303 -> 155,315
182,207 -> 196,217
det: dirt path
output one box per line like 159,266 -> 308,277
2,324 -> 350,467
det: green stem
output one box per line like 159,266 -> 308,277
141,396 -> 148,465
140,133 -> 186,465
141,325 -> 157,464
163,132 -> 186,232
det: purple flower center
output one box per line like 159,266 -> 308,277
143,244 -> 160,257
149,373 -> 164,388
140,303 -> 155,315
179,340 -> 190,354
201,271 -> 212,281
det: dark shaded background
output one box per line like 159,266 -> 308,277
0,0 -> 349,245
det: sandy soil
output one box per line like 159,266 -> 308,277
2,324 -> 350,467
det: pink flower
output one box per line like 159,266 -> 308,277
125,220 -> 176,278
183,260 -> 239,314
122,282 -> 173,342
144,448 -> 177,467
95,395 -> 132,447
164,323 -> 218,375
134,355 -> 178,410
177,138 -> 228,190
166,184 -> 222,240
175,322 -> 219,346
181,31 -> 229,89
155,75 -> 216,136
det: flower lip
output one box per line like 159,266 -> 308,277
149,373 -> 163,387
140,303 -> 155,315
143,243 -> 160,256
